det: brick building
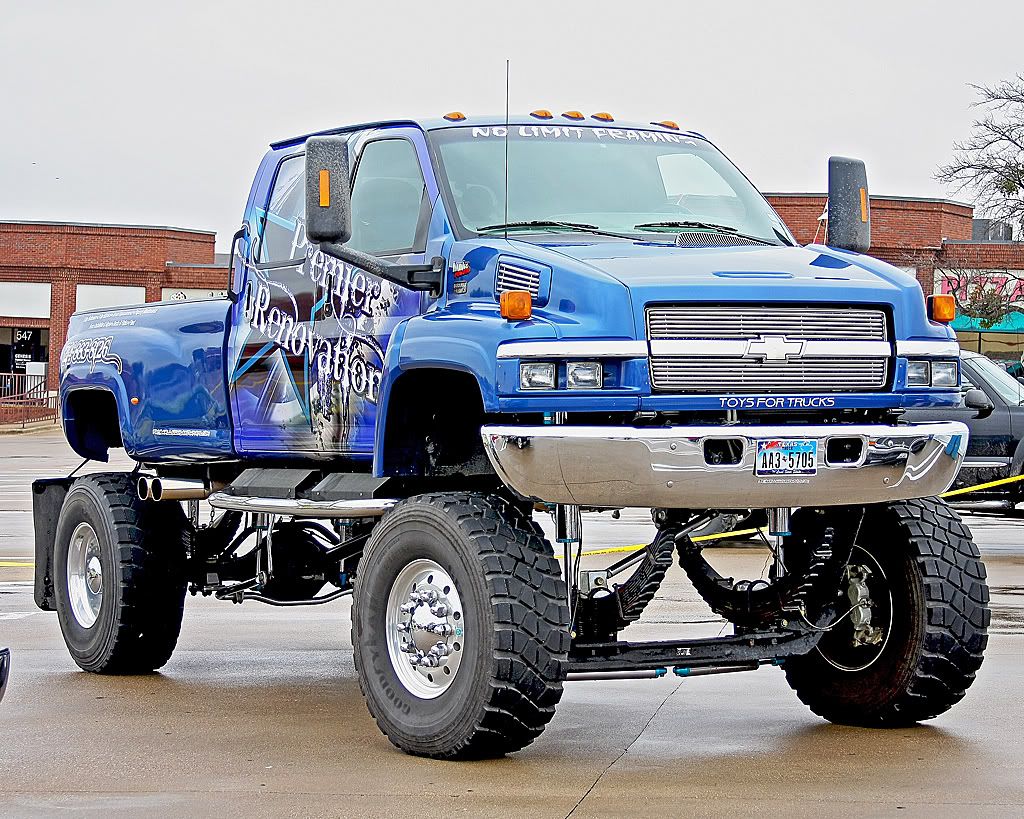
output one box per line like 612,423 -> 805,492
0,221 -> 229,388
766,194 -> 1024,361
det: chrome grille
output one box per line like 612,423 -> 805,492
495,261 -> 540,298
647,305 -> 888,341
647,304 -> 890,393
650,358 -> 888,392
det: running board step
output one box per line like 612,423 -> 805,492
210,468 -> 399,518
207,492 -> 396,518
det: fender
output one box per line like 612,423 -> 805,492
372,314 -> 507,476
62,384 -> 133,461
61,299 -> 235,462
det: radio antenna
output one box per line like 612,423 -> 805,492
503,59 -> 510,240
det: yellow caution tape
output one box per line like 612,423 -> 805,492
940,472 -> 1024,498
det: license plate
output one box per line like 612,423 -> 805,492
756,439 -> 818,476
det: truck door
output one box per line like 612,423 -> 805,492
229,128 -> 438,458
307,130 -> 437,455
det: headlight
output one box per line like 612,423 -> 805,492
931,360 -> 958,387
520,362 -> 556,390
566,361 -> 602,390
907,360 -> 931,387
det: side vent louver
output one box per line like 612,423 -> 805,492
495,261 -> 541,299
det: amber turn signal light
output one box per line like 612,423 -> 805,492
928,294 -> 956,323
500,290 -> 532,321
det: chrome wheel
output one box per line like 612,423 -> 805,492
67,522 -> 103,629
385,558 -> 465,700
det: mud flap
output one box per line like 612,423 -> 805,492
31,478 -> 73,611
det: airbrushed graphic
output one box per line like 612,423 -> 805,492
60,336 -> 123,374
230,201 -> 418,455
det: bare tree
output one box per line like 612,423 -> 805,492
902,247 -> 1023,329
937,75 -> 1024,235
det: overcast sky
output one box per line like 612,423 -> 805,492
2,0 -> 1022,250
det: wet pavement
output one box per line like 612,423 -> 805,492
0,428 -> 1021,817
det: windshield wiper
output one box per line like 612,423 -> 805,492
477,220 -> 636,240
633,220 -> 775,246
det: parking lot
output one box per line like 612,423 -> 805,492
0,427 -> 1022,817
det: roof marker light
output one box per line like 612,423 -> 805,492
653,120 -> 680,130
443,111 -> 466,121
530,109 -> 553,119
591,112 -> 614,122
562,110 -> 585,120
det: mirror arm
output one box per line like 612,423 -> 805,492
319,243 -> 444,295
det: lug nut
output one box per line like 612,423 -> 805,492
430,604 -> 448,617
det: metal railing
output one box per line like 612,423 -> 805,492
0,372 -> 59,428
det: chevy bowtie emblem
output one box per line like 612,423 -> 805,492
745,335 -> 805,361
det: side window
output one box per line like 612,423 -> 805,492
349,139 -> 429,256
258,155 -> 306,263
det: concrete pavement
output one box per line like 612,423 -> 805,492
0,428 -> 1021,817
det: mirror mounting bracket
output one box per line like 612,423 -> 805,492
319,242 -> 444,296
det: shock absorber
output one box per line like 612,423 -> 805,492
768,507 -> 791,580
548,411 -> 582,597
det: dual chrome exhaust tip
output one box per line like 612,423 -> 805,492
137,475 -> 212,502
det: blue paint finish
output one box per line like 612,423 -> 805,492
57,117 -> 964,467
61,298 -> 233,462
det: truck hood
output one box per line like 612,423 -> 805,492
529,238 -> 945,341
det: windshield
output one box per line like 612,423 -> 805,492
970,355 -> 1024,405
431,125 -> 792,245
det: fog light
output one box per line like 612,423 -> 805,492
931,360 -> 958,387
566,361 -> 602,390
907,360 -> 931,387
520,362 -> 556,390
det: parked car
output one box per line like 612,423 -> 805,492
906,349 -> 1024,506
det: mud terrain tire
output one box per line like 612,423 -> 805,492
784,498 -> 989,725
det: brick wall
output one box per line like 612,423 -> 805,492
763,194 -> 1024,296
0,221 -> 228,389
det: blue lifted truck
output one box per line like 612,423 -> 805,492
33,113 -> 989,758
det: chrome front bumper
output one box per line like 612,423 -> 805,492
480,422 -> 968,508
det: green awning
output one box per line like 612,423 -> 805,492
951,312 -> 1024,333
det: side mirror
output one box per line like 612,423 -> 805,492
827,156 -> 871,253
303,135 -> 443,295
305,136 -> 352,244
964,388 -> 994,419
